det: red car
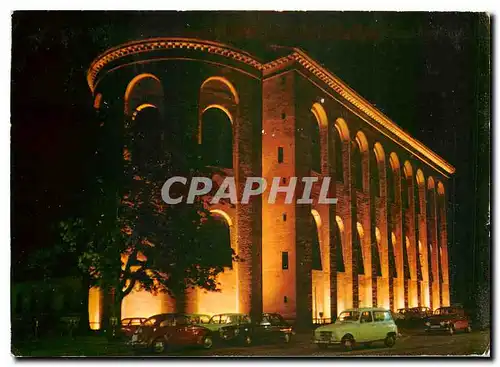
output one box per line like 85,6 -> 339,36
128,313 -> 213,353
425,306 -> 472,335
121,318 -> 147,337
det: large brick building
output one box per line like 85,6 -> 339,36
87,37 -> 454,329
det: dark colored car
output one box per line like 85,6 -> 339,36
204,313 -> 253,345
253,313 -> 294,344
204,312 -> 294,346
425,306 -> 472,335
409,307 -> 433,319
129,313 -> 213,353
121,317 -> 147,337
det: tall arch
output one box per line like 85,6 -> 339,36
372,142 -> 386,197
402,161 -> 413,210
334,118 -> 350,141
334,118 -> 350,185
190,208 -> 239,315
199,77 -> 238,170
372,228 -> 382,277
200,76 -> 239,104
124,73 -> 164,116
210,210 -> 234,268
388,152 -> 401,204
310,210 -> 322,271
129,104 -> 162,169
310,209 -> 325,322
426,176 -> 440,308
335,216 -> 345,272
352,131 -> 368,192
310,108 -> 322,173
200,106 -> 233,168
415,169 -> 426,215
436,181 -> 449,306
355,222 -> 365,275
333,121 -> 345,183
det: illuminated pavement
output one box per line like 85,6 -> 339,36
14,329 -> 490,357
161,330 -> 490,357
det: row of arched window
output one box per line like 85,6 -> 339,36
116,73 -> 447,289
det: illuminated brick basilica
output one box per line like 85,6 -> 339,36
87,38 -> 454,329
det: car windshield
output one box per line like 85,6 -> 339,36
434,308 -> 455,315
209,314 -> 238,324
143,317 -> 159,326
336,311 -> 360,323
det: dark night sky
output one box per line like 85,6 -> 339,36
10,12 -> 490,311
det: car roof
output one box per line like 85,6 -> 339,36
341,307 -> 390,312
147,313 -> 196,319
211,313 -> 247,316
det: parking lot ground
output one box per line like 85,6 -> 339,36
13,329 -> 490,357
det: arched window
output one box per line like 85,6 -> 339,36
370,151 -> 380,197
427,244 -> 434,282
388,153 -> 400,205
415,182 -> 421,214
335,217 -> 345,272
417,241 -> 424,281
426,177 -> 436,220
403,237 -> 411,280
201,108 -> 233,169
334,127 -> 344,182
310,113 -> 321,173
124,73 -> 164,174
355,223 -> 365,275
352,141 -> 363,191
389,232 -> 398,278
311,213 -> 322,271
130,105 -> 162,170
372,228 -> 382,277
211,214 -> 233,268
402,161 -> 413,210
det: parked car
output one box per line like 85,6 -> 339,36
204,313 -> 253,345
128,313 -> 213,353
313,308 -> 398,351
121,318 -> 147,337
409,307 -> 433,319
425,306 -> 471,335
252,313 -> 294,344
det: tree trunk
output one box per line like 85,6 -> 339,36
174,289 -> 187,313
100,287 -> 112,335
104,287 -> 123,340
77,275 -> 91,335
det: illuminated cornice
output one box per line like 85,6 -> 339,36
87,37 -> 262,93
87,37 -> 455,176
263,50 -> 456,176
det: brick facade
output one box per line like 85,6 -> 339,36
87,37 -> 453,327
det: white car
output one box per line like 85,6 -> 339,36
313,307 -> 398,350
